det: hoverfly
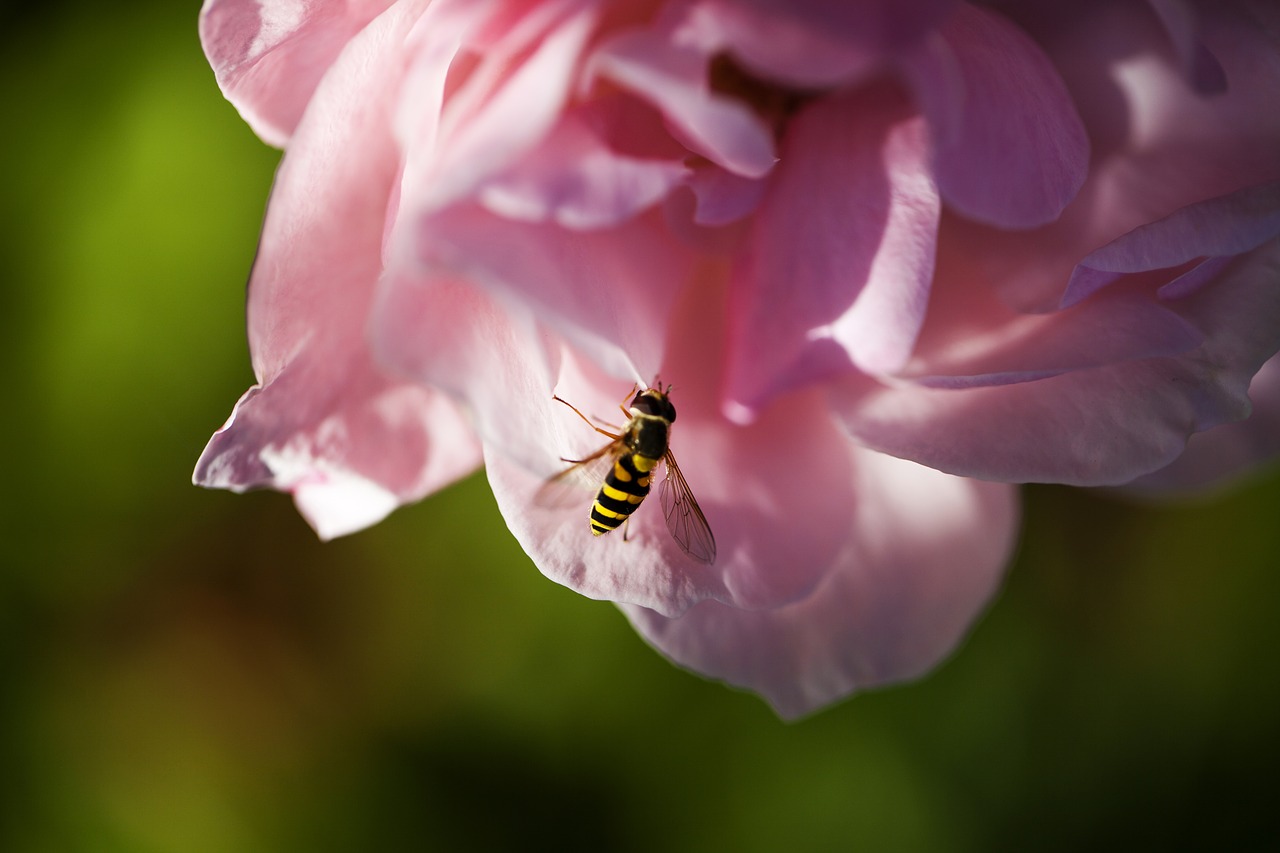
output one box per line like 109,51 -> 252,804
539,382 -> 716,565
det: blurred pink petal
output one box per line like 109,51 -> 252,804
1146,0 -> 1228,93
1029,0 -> 1280,237
590,27 -> 777,178
837,240 -> 1280,485
685,165 -> 765,226
475,106 -> 691,228
903,3 -> 1089,228
1063,181 -> 1280,306
1125,352 -> 1280,493
678,0 -> 957,87
904,230 -> 1205,385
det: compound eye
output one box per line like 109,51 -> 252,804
632,390 -> 678,420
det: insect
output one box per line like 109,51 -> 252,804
540,382 -> 716,565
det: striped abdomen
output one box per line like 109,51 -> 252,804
590,453 -> 658,536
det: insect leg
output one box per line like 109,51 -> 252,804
552,395 -> 621,441
615,383 -> 639,421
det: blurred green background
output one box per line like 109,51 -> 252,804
3,3 -> 1279,851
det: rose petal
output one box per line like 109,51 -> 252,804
622,450 -> 1018,719
921,1 -> 1280,317
400,0 -> 598,214
476,107 -> 691,228
199,0 -> 398,146
195,367 -> 481,539
676,0 -> 956,87
405,202 -> 696,382
196,2 -> 481,536
1062,180 -> 1280,307
1024,1 -> 1280,247
904,233 -> 1205,385
590,27 -> 777,178
239,1 -> 414,382
1146,0 -> 1228,93
725,89 -> 938,416
371,272 -> 564,476
1125,352 -> 1280,493
902,3 -> 1089,228
686,165 -> 766,226
835,239 -> 1280,485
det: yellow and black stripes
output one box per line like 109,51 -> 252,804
590,453 -> 657,536
546,384 -> 714,563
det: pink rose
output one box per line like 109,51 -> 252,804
195,0 -> 1280,717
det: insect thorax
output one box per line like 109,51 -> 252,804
626,414 -> 670,462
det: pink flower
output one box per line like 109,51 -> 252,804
196,0 -> 1280,717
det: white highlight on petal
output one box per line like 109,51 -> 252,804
247,0 -> 307,59
259,441 -> 400,540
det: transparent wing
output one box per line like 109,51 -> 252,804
534,441 -> 624,510
659,451 -> 717,564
